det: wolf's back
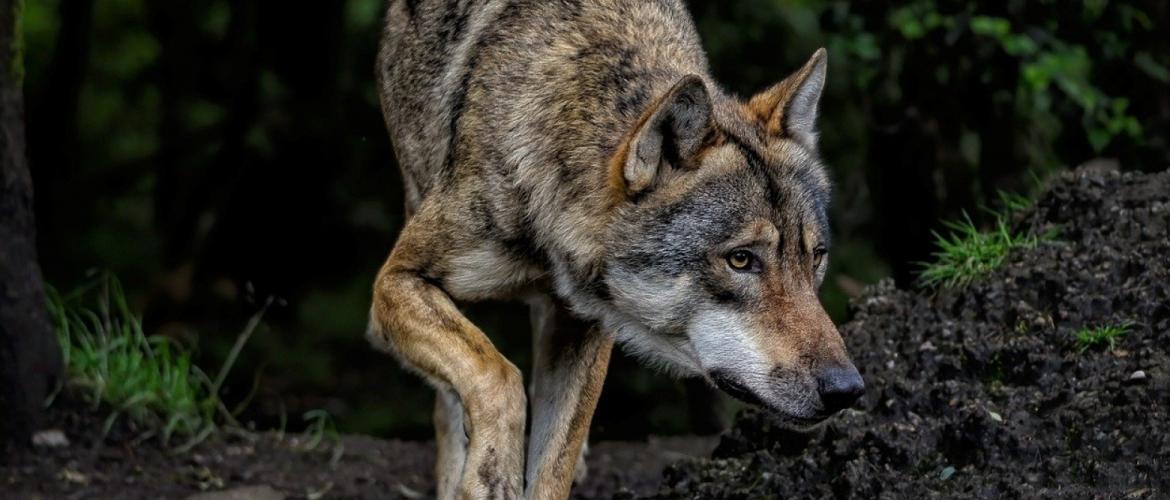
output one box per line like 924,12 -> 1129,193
377,0 -> 500,210
378,0 -> 707,212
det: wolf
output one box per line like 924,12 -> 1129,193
368,0 -> 864,498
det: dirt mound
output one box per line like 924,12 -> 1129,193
656,166 -> 1170,498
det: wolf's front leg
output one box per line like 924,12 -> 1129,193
368,224 -> 527,499
524,294 -> 614,499
433,388 -> 467,499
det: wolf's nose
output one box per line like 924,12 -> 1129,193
816,365 -> 865,414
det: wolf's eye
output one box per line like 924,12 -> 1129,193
813,245 -> 828,267
726,250 -> 755,271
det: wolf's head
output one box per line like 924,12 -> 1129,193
603,49 -> 862,426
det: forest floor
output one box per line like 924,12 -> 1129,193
1,397 -> 716,499
4,165 -> 1169,499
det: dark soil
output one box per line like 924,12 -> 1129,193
1,397 -> 715,499
656,166 -> 1170,498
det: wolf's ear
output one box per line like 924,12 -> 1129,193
747,48 -> 827,148
613,75 -> 714,199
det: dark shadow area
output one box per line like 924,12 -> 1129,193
20,0 -> 1170,440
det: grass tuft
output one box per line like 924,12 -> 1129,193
1073,323 -> 1132,353
919,212 -> 1051,289
993,190 -> 1035,215
47,272 -> 267,448
301,408 -> 339,451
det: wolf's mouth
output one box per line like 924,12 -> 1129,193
709,370 -> 828,427
709,371 -> 765,407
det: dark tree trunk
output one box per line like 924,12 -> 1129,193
0,0 -> 64,446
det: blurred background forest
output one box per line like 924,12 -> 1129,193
20,0 -> 1170,439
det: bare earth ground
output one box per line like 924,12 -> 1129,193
1,401 -> 716,499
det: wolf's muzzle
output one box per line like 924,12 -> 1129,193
709,369 -> 765,407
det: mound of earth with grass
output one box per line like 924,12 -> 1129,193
655,165 -> 1170,498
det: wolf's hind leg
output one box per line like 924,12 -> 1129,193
524,294 -> 613,499
368,216 -> 526,499
433,388 -> 467,499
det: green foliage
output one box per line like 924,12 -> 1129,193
993,190 -> 1034,215
919,214 -> 1048,289
47,273 -> 265,448
978,10 -> 1133,151
1074,323 -> 1131,353
829,0 -> 1162,167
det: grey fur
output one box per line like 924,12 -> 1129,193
371,1 -> 859,496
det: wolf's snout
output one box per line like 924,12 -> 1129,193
816,365 -> 865,414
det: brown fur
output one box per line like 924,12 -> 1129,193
369,1 -> 858,498
747,49 -> 828,138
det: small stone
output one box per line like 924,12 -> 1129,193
1128,370 -> 1147,381
59,468 -> 89,485
224,445 -> 254,457
394,484 -> 424,499
940,466 -> 956,480
31,429 -> 69,448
